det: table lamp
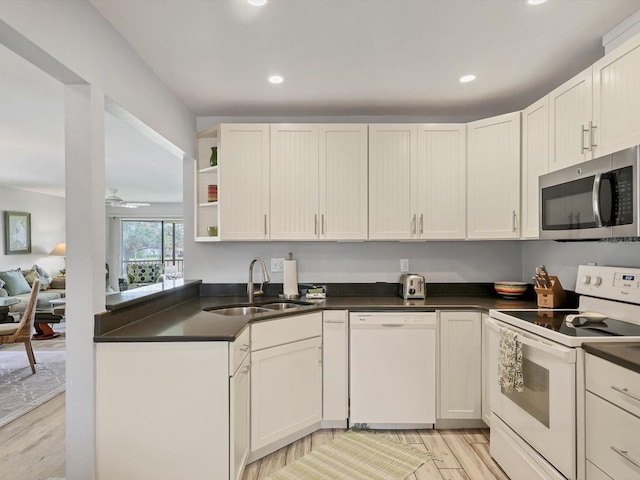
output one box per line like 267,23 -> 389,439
49,242 -> 66,276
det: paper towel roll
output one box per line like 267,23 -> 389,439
283,259 -> 298,296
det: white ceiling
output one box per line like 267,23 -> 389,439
2,0 -> 640,204
92,0 -> 640,118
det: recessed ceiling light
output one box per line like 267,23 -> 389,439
527,0 -> 547,5
248,0 -> 267,6
459,74 -> 476,83
268,75 -> 284,84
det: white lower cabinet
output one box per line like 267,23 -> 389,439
481,312 -> 491,426
230,354 -> 250,480
438,311 -> 482,420
585,353 -> 640,479
322,310 -> 349,427
250,313 -> 323,460
96,342 -> 231,480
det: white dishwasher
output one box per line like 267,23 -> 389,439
349,312 -> 436,428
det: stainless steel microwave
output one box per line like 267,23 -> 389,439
539,146 -> 639,240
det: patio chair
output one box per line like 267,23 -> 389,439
0,279 -> 40,374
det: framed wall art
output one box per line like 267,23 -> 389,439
4,211 -> 31,255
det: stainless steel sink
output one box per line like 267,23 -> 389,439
261,302 -> 303,310
205,300 -> 313,317
207,306 -> 271,316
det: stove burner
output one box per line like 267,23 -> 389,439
498,310 -> 640,338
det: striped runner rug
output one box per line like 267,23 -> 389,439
266,430 -> 432,480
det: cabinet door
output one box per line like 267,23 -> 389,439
416,124 -> 466,239
322,310 -> 348,425
251,336 -> 322,452
219,124 -> 270,240
467,112 -> 521,239
593,33 -> 640,157
270,124 -> 319,240
548,67 -> 593,171
521,96 -> 549,239
368,124 -> 417,239
438,311 -> 482,420
319,125 -> 368,240
230,355 -> 250,480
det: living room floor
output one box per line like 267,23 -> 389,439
0,322 -> 65,480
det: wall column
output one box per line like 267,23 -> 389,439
65,84 -> 106,480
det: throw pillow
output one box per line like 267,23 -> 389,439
0,269 -> 32,296
0,278 -> 4,290
24,265 -> 52,291
127,264 -> 162,284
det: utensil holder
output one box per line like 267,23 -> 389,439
534,276 -> 566,308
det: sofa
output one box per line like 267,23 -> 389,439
0,266 -> 65,321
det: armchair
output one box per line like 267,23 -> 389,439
124,263 -> 164,290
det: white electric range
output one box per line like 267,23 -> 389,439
488,264 -> 640,480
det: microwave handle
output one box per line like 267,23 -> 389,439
592,172 -> 616,227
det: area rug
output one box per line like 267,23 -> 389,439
266,430 -> 432,480
0,350 -> 66,427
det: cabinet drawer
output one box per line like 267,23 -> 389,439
586,353 -> 640,418
251,312 -> 322,351
586,461 -> 613,480
586,392 -> 640,479
230,325 -> 251,376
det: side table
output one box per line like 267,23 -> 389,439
0,297 -> 20,324
33,299 -> 65,340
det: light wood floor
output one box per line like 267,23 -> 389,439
0,322 -> 66,480
242,428 -> 509,480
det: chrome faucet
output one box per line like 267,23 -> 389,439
248,257 -> 271,303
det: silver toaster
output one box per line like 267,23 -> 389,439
399,274 -> 426,299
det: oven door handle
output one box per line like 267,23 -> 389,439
486,317 -> 576,362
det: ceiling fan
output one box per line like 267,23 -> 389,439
105,188 -> 150,208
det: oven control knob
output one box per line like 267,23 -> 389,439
581,275 -> 591,285
590,276 -> 602,286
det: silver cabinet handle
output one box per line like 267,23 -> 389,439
611,446 -> 640,469
512,210 -> 518,232
411,214 -> 416,235
318,345 -> 323,364
321,214 -> 325,235
314,214 -> 318,235
590,121 -> 598,148
581,124 -> 589,152
419,213 -> 424,235
611,385 -> 640,402
239,343 -> 251,352
240,363 -> 251,375
264,214 -> 267,236
324,320 -> 345,324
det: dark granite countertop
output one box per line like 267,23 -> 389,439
583,343 -> 640,375
95,289 -> 538,343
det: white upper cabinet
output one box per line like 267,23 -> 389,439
368,124 -> 416,240
270,124 -> 320,240
319,125 -> 369,240
521,96 -> 549,239
548,66 -> 594,171
416,124 -> 466,239
467,112 -> 521,239
593,32 -> 640,157
219,124 -> 270,241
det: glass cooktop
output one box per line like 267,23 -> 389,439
500,310 -> 640,337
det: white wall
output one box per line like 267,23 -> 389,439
0,185 -> 65,275
186,239 -> 523,284
522,240 -> 640,291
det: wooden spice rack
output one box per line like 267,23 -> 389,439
534,275 -> 566,308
